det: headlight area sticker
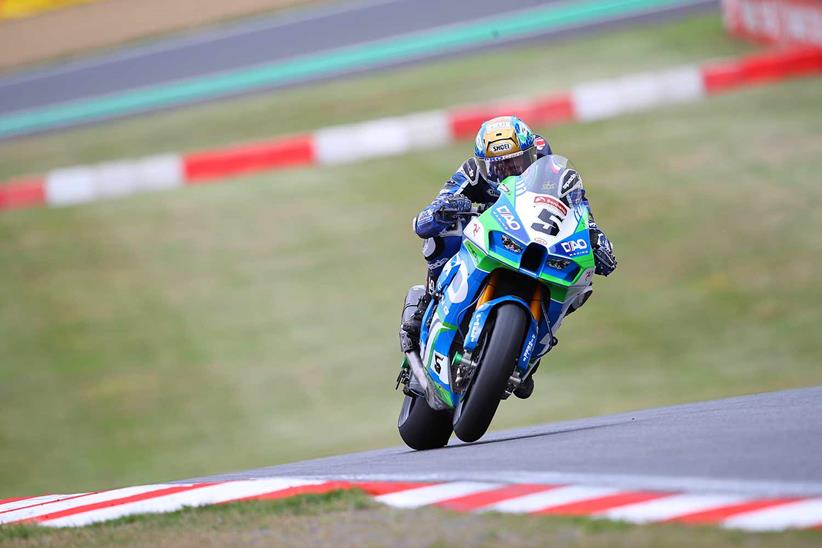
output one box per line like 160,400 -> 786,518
553,235 -> 589,258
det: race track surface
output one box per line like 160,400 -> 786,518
0,0 -> 717,119
183,387 -> 822,497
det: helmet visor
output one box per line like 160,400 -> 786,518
478,147 -> 538,183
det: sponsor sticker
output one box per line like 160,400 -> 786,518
558,238 -> 589,257
535,136 -> 546,150
560,169 -> 580,195
466,219 -> 484,250
470,317 -> 482,342
523,333 -> 536,363
462,159 -> 478,182
489,141 -> 514,154
486,121 -> 511,132
446,264 -> 469,304
494,205 -> 521,230
533,195 -> 568,215
432,352 -> 450,384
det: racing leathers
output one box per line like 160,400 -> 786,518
399,137 -> 617,355
418,140 -> 615,276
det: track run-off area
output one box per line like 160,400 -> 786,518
0,0 -> 717,138
2,44 -> 819,211
3,388 -> 821,531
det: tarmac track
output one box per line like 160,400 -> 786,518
0,0 -> 718,132
182,387 -> 822,497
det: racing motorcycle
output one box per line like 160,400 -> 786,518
396,155 -> 596,449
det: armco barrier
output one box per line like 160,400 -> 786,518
1,46 -> 819,212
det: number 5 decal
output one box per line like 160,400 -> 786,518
531,208 -> 561,236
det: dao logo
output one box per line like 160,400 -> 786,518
495,205 -> 521,230
490,141 -> 513,154
560,239 -> 588,255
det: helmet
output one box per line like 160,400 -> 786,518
474,115 -> 538,184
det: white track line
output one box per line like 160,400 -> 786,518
0,485 -> 176,525
482,485 -> 619,513
322,471 -> 822,498
0,494 -> 86,514
597,493 -> 750,524
723,498 -> 822,532
374,482 -> 499,508
40,478 -> 325,527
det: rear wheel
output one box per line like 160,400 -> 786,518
398,394 -> 453,450
453,303 -> 527,443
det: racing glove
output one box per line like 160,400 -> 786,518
434,194 -> 472,221
415,194 -> 473,238
590,225 -> 617,276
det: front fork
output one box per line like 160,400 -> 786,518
477,271 -> 544,322
456,271 -> 548,396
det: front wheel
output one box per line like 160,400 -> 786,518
398,394 -> 453,450
453,303 -> 527,443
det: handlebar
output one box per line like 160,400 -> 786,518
437,204 -> 486,217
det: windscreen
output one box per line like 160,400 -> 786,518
516,155 -> 583,207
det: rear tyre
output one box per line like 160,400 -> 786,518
398,394 -> 453,450
453,303 -> 527,443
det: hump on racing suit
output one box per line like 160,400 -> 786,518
412,133 -> 615,280
414,134 -> 552,241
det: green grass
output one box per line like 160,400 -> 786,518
2,490 -> 820,547
1,12 -> 821,502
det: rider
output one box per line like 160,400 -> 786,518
399,115 -> 617,396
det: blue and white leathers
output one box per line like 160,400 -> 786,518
415,156 -> 598,409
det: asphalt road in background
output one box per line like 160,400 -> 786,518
183,387 -> 822,497
0,0 -> 717,125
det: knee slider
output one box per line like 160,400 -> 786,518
422,237 -> 442,260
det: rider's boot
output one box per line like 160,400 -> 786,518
399,275 -> 435,353
565,286 -> 593,317
400,292 -> 432,352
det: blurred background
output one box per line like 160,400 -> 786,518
0,0 -> 820,498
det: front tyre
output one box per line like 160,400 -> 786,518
398,394 -> 453,450
453,303 -> 527,443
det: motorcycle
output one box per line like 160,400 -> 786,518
396,154 -> 596,449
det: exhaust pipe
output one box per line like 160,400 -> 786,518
405,350 -> 449,411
